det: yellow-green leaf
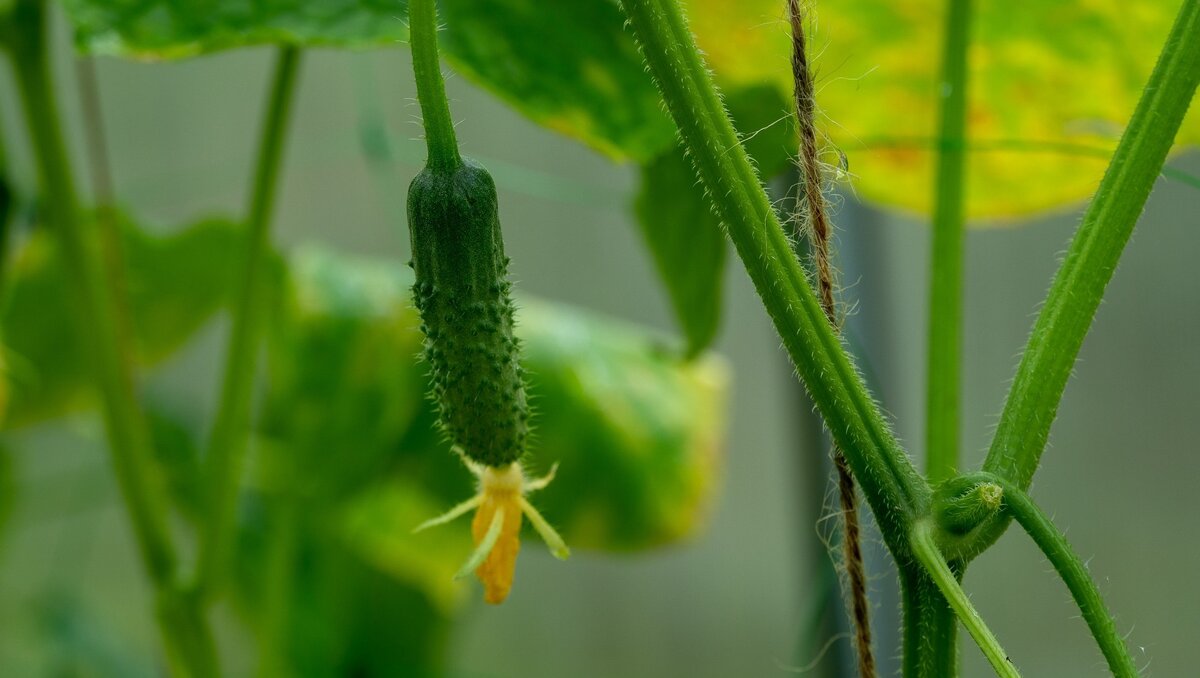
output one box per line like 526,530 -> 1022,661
682,0 -> 1199,217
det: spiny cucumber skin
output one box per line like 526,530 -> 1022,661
408,159 -> 529,468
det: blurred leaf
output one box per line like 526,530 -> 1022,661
259,246 -> 427,502
59,0 -> 411,58
61,1 -> 1196,215
265,247 -> 729,556
517,298 -> 728,551
635,85 -> 795,357
234,498 -> 453,677
145,406 -> 204,521
437,0 -> 676,161
0,213 -> 240,426
680,0 -> 1200,217
62,0 -> 676,163
338,480 -> 470,615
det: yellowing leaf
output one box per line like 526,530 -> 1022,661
684,0 -> 1199,218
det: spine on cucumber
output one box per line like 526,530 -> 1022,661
408,159 -> 530,468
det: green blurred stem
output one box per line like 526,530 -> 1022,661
616,0 -> 926,557
198,46 -> 302,597
981,0 -> 1200,490
919,2 -> 973,672
910,521 -> 1019,678
967,474 -> 1138,677
926,0 -> 971,484
409,0 -> 462,170
4,0 -> 216,674
0,103 -> 13,298
259,497 -> 300,678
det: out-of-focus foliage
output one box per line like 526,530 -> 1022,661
687,0 -> 1199,217
0,213 -> 240,426
57,0 -> 1198,354
264,247 -> 728,552
62,0 -> 676,163
1,219 -> 729,672
62,0 -> 1196,217
635,85 -> 795,358
58,0 -> 411,58
252,247 -> 729,672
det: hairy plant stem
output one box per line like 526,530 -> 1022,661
198,45 -> 302,597
911,521 -> 1019,678
787,3 -> 874,675
3,0 -> 216,674
926,0 -> 971,484
409,0 -> 462,170
964,0 -> 1200,555
952,473 -> 1139,677
982,0 -> 1200,486
617,0 -> 925,560
900,568 -> 957,678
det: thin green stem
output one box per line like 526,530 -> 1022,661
982,0 -> 1200,489
408,0 -> 461,170
901,568 -> 958,678
926,0 -> 972,483
5,0 -> 216,673
977,474 -> 1137,677
0,104 -> 12,297
74,54 -> 137,374
258,497 -> 300,678
198,45 -> 302,597
911,520 -> 1019,678
617,0 -> 926,555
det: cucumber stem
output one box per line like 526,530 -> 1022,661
409,0 -> 463,170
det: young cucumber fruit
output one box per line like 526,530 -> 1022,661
408,159 -> 530,468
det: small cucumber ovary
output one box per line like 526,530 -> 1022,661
408,159 -> 530,468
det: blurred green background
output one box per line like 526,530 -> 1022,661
1,5 -> 1198,677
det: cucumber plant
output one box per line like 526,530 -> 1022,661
0,0 -> 1196,675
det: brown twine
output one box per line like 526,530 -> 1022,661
788,2 -> 876,676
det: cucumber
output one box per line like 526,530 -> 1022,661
408,159 -> 530,468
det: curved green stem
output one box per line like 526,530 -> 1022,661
408,0 -> 462,170
198,45 -> 302,597
616,0 -> 925,555
5,0 -> 216,673
911,520 -> 1019,678
979,475 -> 1138,677
982,0 -> 1200,490
925,0 -> 972,484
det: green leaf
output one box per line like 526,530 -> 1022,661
60,0 -> 676,162
59,0 -> 411,59
0,213 -> 240,426
60,0 -> 1196,214
438,0 -> 676,160
635,85 -> 795,357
